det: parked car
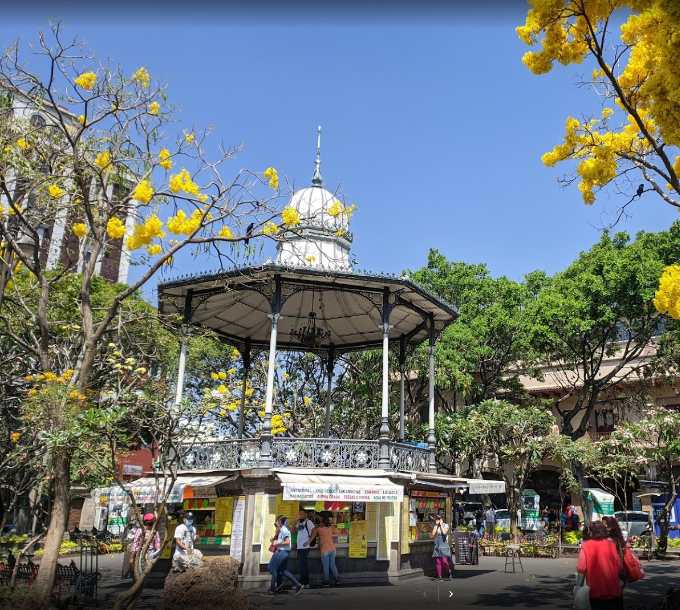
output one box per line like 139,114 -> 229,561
461,502 -> 484,525
495,509 -> 511,529
614,511 -> 652,538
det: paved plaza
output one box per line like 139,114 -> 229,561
83,553 -> 680,610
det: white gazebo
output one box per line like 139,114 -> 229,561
157,127 -> 458,475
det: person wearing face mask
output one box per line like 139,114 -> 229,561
172,511 -> 197,571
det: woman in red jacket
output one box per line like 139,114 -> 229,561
577,520 -> 624,610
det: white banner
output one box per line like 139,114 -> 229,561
283,483 -> 403,503
467,480 -> 506,494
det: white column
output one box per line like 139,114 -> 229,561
264,314 -> 279,418
428,343 -> 437,473
175,340 -> 187,405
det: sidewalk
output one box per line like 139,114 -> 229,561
79,554 -> 680,610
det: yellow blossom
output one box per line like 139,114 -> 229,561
211,372 -> 219,380
132,180 -> 154,204
197,193 -> 208,203
264,167 -> 279,189
106,217 -> 127,239
158,148 -> 172,170
95,151 -> 112,171
48,185 -> 64,199
16,138 -> 29,151
169,168 -> 200,196
218,371 -> 227,380
10,432 -> 21,444
329,201 -> 342,217
72,223 -> 88,238
232,348 -> 240,358
78,115 -> 86,125
655,265 -> 680,319
146,244 -> 163,255
75,72 -> 97,91
263,221 -> 279,236
217,385 -> 228,393
132,67 -> 150,88
126,214 -> 166,250
166,209 -> 204,236
148,101 -> 160,116
185,132 -> 195,144
219,226 -> 233,238
306,255 -> 316,262
282,207 -> 300,226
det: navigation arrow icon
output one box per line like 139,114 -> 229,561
423,591 -> 427,597
449,591 -> 453,597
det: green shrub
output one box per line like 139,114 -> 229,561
562,531 -> 583,545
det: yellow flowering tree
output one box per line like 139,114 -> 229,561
518,0 -> 680,210
0,22 -> 304,606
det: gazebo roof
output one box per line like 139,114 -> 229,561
157,262 -> 458,354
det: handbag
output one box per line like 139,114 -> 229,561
268,544 -> 277,553
573,584 -> 591,610
623,549 -> 645,582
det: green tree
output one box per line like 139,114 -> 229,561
529,225 -> 679,440
0,23 -> 295,606
411,250 -> 541,407
598,407 -> 680,555
518,0 -> 680,210
442,399 -> 556,534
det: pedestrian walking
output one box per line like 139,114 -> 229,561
431,513 -> 452,581
294,509 -> 315,589
262,515 -> 303,596
310,516 -> 340,587
576,520 -> 624,610
129,513 -> 161,574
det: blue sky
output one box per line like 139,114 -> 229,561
3,1 -> 677,289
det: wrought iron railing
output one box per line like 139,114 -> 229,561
389,442 -> 430,473
178,439 -> 261,470
271,438 -> 380,469
177,438 -> 432,472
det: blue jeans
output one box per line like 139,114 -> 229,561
268,550 -> 300,591
321,550 -> 339,582
297,548 -> 310,585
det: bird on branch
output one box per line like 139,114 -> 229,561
636,184 -> 644,198
244,222 -> 255,246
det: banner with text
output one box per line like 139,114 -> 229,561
283,483 -> 403,503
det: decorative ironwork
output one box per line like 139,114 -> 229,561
178,438 -> 431,473
271,438 -> 380,469
389,442 -> 430,473
178,439 -> 261,470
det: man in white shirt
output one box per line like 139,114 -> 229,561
295,509 -> 315,589
172,511 -> 197,571
484,505 -> 496,538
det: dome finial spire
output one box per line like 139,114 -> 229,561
311,125 -> 323,186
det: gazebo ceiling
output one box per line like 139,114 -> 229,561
158,263 -> 458,354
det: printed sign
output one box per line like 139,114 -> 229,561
349,520 -> 368,558
229,496 -> 246,562
283,484 -> 403,503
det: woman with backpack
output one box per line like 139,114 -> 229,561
431,513 -> 452,581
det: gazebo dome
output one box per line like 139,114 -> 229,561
276,127 -> 353,271
287,185 -> 350,233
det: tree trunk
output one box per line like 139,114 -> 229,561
32,450 -> 71,608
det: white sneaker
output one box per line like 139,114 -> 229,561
304,584 -> 311,589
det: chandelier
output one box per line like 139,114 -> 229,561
291,291 -> 331,348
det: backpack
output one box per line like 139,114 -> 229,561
571,513 -> 580,528
305,521 -> 317,547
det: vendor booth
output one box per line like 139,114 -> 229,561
582,488 -> 615,523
